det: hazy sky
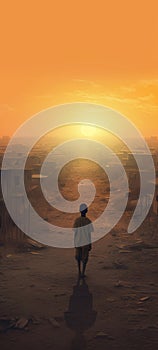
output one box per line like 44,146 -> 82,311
0,0 -> 158,137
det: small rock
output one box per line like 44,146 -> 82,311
139,296 -> 150,302
119,250 -> 132,254
106,298 -> 116,302
95,332 -> 114,340
15,318 -> 29,329
48,318 -> 60,328
95,331 -> 108,338
26,238 -> 45,250
114,280 -> 134,288
29,251 -> 40,255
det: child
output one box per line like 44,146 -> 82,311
73,203 -> 94,278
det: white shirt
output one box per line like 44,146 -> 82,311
73,216 -> 94,247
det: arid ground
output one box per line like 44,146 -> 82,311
0,216 -> 158,350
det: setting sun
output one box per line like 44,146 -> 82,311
80,125 -> 97,137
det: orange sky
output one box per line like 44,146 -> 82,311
0,0 -> 158,137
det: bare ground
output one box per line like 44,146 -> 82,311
0,218 -> 158,350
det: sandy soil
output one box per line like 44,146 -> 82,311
0,217 -> 158,350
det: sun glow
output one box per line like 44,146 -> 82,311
80,125 -> 97,137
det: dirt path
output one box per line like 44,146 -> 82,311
0,227 -> 158,350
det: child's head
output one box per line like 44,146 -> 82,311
79,203 -> 88,216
